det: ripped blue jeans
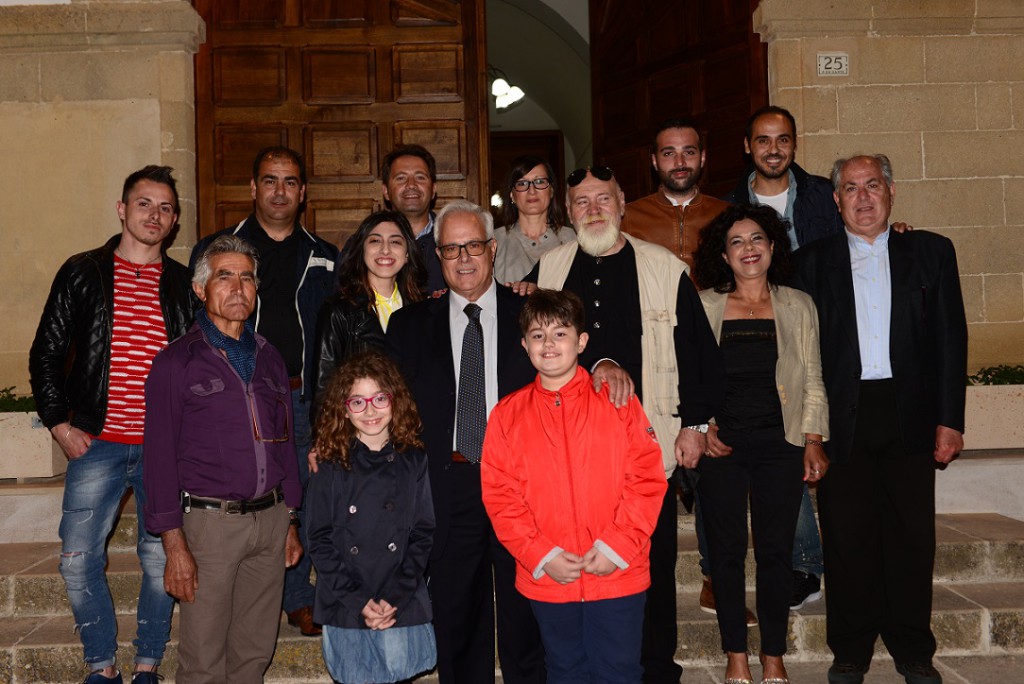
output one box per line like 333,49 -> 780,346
58,439 -> 174,669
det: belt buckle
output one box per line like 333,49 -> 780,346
224,500 -> 243,515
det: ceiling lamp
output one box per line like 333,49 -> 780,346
488,66 -> 525,110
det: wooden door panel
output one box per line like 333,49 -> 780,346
194,0 -> 487,248
393,45 -> 464,103
302,49 -> 377,104
302,0 -> 372,26
304,124 -> 379,182
590,0 -> 767,201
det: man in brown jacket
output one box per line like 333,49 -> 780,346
622,118 -> 729,274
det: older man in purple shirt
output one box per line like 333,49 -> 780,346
143,235 -> 302,684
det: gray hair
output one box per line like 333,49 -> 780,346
831,154 -> 894,192
192,235 -> 260,288
434,199 -> 495,245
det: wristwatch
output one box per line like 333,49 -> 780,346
684,423 -> 710,434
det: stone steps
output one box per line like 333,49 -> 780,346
2,513 -> 1023,682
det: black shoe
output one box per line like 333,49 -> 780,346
895,662 -> 942,684
827,662 -> 868,684
789,571 -> 822,610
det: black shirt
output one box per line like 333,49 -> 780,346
525,240 -> 724,426
563,242 -> 645,400
248,221 -> 304,377
717,318 -> 783,432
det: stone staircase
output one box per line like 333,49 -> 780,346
2,460 -> 1024,683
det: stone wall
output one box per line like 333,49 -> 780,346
0,0 -> 204,393
755,0 -> 1024,369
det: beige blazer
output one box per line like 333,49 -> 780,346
699,286 -> 829,447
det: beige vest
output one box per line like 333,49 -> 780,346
538,234 -> 688,477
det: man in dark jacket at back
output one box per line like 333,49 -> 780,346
190,146 -> 340,636
29,165 -> 193,684
723,105 -> 844,251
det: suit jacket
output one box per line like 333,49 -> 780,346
386,282 -> 536,559
794,228 -> 967,463
699,286 -> 829,447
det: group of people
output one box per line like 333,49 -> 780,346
28,105 -> 967,684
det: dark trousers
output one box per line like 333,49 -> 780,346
532,592 -> 646,684
640,483 -> 683,683
819,380 -> 937,666
282,389 -> 315,612
696,426 -> 804,655
429,462 -> 545,684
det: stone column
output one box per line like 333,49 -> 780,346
0,0 -> 204,390
755,0 -> 1024,368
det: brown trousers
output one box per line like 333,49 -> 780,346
177,501 -> 289,684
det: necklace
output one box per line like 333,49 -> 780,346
115,248 -> 162,278
746,301 -> 769,317
731,291 -> 771,318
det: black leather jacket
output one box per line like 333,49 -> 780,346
312,293 -> 386,410
29,235 -> 194,435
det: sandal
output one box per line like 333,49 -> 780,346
725,680 -> 754,684
761,679 -> 790,684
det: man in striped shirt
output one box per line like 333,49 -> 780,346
29,166 -> 194,684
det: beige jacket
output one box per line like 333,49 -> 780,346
699,286 -> 829,447
538,234 -> 687,477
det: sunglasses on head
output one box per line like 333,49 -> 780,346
566,166 -> 614,188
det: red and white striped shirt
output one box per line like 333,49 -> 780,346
98,256 -> 169,444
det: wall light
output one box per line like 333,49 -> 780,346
487,66 -> 525,109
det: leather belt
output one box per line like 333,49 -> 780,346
288,376 -> 302,390
182,487 -> 283,514
451,450 -> 474,464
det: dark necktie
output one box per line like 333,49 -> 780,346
457,303 -> 486,463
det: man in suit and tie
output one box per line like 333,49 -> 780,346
387,200 -> 545,684
794,155 -> 967,684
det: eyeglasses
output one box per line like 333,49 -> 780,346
512,177 -> 552,192
437,239 -> 493,261
567,166 -> 614,188
345,392 -> 393,413
252,395 -> 291,443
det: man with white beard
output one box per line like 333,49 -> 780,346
527,166 -> 724,684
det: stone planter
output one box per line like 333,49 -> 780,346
964,385 -> 1024,450
0,412 -> 66,480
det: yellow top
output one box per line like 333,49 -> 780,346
373,284 -> 403,331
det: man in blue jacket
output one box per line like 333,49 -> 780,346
189,146 -> 339,636
723,106 -> 844,251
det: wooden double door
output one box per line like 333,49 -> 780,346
193,0 -> 488,248
193,1 -> 767,245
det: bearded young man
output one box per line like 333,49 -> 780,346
527,166 -> 724,684
622,119 -> 730,272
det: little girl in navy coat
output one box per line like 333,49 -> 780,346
306,352 -> 436,683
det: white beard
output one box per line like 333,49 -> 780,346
575,213 -> 622,256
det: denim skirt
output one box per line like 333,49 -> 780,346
322,622 -> 436,683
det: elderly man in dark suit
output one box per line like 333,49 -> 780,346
794,154 -> 967,684
387,200 -> 544,684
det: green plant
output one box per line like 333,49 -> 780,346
0,386 -> 36,412
967,364 -> 1024,386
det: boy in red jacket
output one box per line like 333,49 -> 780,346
481,289 -> 667,683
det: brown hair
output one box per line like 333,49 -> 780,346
337,210 -> 426,305
313,352 -> 423,469
519,288 -> 586,336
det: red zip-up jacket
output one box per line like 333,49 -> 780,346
481,366 -> 666,603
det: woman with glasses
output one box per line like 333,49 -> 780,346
692,204 -> 830,684
494,155 -> 575,283
313,211 -> 426,409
